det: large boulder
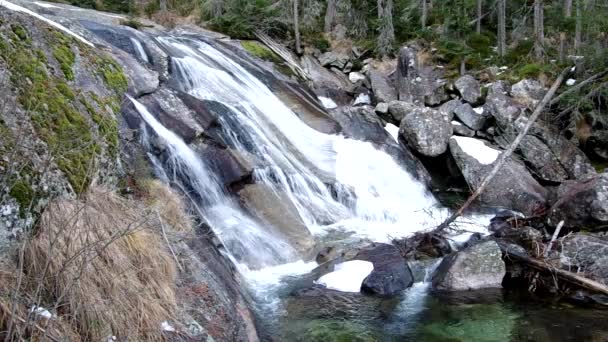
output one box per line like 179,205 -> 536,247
511,79 -> 546,109
329,106 -> 393,145
548,173 -> 608,231
432,240 -> 506,291
449,137 -> 548,215
516,135 -> 568,182
399,107 -> 452,157
454,75 -> 482,104
453,103 -> 490,130
369,68 -> 398,104
356,243 -> 414,296
237,184 -> 314,255
301,54 -> 350,90
451,121 -> 475,137
559,233 -> 608,283
438,99 -> 461,121
387,100 -> 416,122
395,46 -> 448,106
318,51 -> 350,69
484,92 -> 524,129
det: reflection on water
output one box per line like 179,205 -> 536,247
278,287 -> 608,342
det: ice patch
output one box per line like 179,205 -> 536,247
566,78 -> 576,86
34,1 -> 59,8
452,136 -> 500,165
318,96 -> 337,109
0,0 -> 94,47
316,260 -> 374,292
384,123 -> 399,143
473,107 -> 484,114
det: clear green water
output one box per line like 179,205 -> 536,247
275,286 -> 608,342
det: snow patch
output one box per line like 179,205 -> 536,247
473,107 -> 485,115
452,136 -> 500,165
34,1 -> 59,8
318,96 -> 337,109
316,260 -> 374,292
451,121 -> 462,126
349,72 -> 366,83
353,93 -> 371,106
0,0 -> 94,47
384,123 -> 399,143
566,78 -> 576,86
161,321 -> 175,332
30,306 -> 52,319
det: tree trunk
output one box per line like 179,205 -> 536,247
324,0 -> 336,33
497,0 -> 506,57
293,0 -> 302,55
476,0 -> 482,33
159,0 -> 167,11
421,0 -> 428,29
460,59 -> 466,75
559,0 -> 573,63
574,0 -> 582,53
377,0 -> 395,57
534,0 -> 545,60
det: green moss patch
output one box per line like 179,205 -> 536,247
9,180 -> 35,215
93,55 -> 128,94
53,44 -> 76,80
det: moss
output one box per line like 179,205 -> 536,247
11,24 -> 27,41
241,40 -> 282,63
82,94 -> 119,159
517,63 -> 544,78
53,44 -> 76,80
119,18 -> 144,30
93,55 -> 128,94
9,180 -> 35,216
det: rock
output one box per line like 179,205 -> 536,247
374,102 -> 389,115
454,75 -> 482,104
453,103 -> 490,130
487,80 -> 511,95
353,93 -> 371,106
484,92 -> 524,129
318,51 -> 350,69
190,142 -> 255,187
452,121 -> 475,137
301,54 -> 349,90
394,232 -> 453,260
396,46 -> 448,106
237,184 -> 314,255
517,135 -> 568,182
559,233 -> 608,283
329,106 -> 393,145
587,130 -> 608,160
387,100 -> 416,122
432,240 -> 506,291
349,72 -> 366,84
438,99 -> 461,121
369,68 -> 398,104
399,107 -> 452,157
449,137 -> 548,216
548,173 -> 608,231
355,244 -> 414,296
511,79 -> 546,109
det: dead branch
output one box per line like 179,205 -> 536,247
550,70 -> 608,106
434,67 -> 571,233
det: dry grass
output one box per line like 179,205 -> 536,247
8,183 -> 190,341
141,179 -> 193,234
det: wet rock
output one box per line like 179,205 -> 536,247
393,232 -> 453,260
318,51 -> 350,69
329,106 -> 393,145
449,137 -> 548,216
237,183 -> 314,255
454,75 -> 482,104
355,244 -> 414,296
548,173 -> 608,231
511,79 -> 546,109
369,68 -> 398,104
453,103 -> 490,130
432,240 -> 506,291
560,233 -> 608,283
399,107 -> 452,157
387,100 -> 416,122
191,143 -> 255,187
452,121 -> 475,137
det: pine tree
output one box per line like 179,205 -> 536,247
377,0 -> 395,56
534,0 -> 545,60
497,0 -> 507,57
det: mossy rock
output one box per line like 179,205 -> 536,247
241,40 -> 282,64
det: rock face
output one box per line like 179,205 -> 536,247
432,240 -> 506,291
355,244 -> 414,296
453,103 -> 489,130
399,107 -> 452,157
511,79 -> 546,108
548,173 -> 608,231
449,137 -> 548,215
238,184 -> 314,255
369,68 -> 398,104
454,75 -> 482,104
559,233 -> 608,283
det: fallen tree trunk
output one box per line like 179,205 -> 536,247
254,31 -> 310,82
550,70 -> 608,106
433,67 -> 571,233
500,243 -> 608,296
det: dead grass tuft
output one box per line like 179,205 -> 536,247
141,179 -> 193,234
22,187 -> 178,341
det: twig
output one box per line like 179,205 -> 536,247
543,220 -> 564,257
156,211 -> 184,272
434,67 -> 571,232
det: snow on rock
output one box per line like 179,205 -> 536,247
0,0 -> 94,47
473,107 -> 484,114
353,93 -> 371,106
316,260 -> 374,292
318,96 -> 337,109
349,72 -> 366,83
384,123 -> 399,143
452,136 -> 500,165
30,306 -> 52,320
161,321 -> 176,332
451,120 -> 462,126
34,1 -> 60,8
566,79 -> 577,86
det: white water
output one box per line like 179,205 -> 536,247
130,37 -> 149,63
134,36 -> 491,302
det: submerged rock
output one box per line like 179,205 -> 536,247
432,240 -> 506,291
449,137 -> 547,216
399,107 -> 452,157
